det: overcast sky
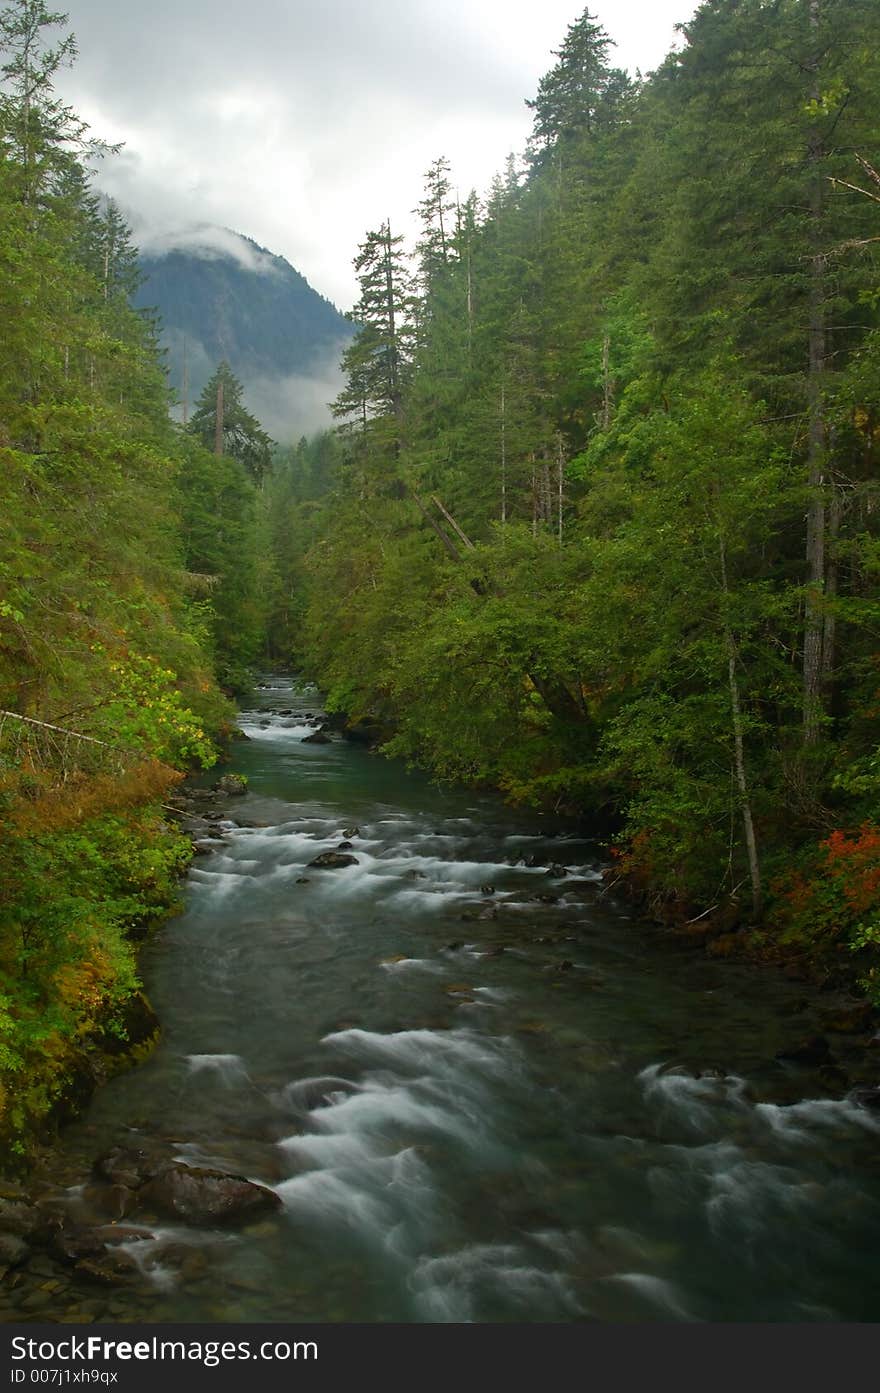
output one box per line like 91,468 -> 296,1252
57,1 -> 698,310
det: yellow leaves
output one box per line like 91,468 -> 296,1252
853,406 -> 880,443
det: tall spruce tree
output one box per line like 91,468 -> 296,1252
188,361 -> 274,486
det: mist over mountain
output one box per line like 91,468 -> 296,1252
133,225 -> 354,440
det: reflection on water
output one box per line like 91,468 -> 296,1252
46,678 -> 880,1323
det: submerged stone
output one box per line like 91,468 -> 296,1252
215,773 -> 248,795
139,1163 -> 281,1226
307,851 -> 359,869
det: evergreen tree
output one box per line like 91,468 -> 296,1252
333,220 -> 413,431
188,360 -> 274,486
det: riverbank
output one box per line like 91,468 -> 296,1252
2,677 -> 879,1323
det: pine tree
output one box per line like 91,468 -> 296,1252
188,361 -> 274,486
333,221 -> 414,432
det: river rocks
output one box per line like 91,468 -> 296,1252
337,840 -> 354,852
342,827 -> 360,838
302,731 -> 332,745
307,851 -> 359,869
341,716 -> 385,747
50,1225 -> 107,1267
443,984 -> 475,1003
775,1035 -> 833,1066
0,1199 -> 41,1239
0,1233 -> 29,1273
852,1086 -> 880,1110
480,884 -> 496,895
215,773 -> 248,795
819,1000 -> 875,1035
74,1251 -> 140,1287
138,1163 -> 281,1226
94,1144 -> 163,1190
817,1064 -> 850,1093
92,1225 -> 156,1246
404,869 -> 427,881
459,903 -> 497,922
82,1184 -> 136,1222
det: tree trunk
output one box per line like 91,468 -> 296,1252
556,433 -> 565,546
803,0 -> 827,746
821,475 -> 841,701
718,530 -> 763,921
601,333 -> 612,430
500,385 -> 507,524
214,381 -> 224,456
384,222 -> 401,419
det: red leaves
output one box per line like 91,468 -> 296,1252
822,824 -> 880,915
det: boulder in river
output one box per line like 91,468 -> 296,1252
74,1249 -> 141,1286
775,1035 -> 832,1066
818,1000 -> 875,1035
139,1163 -> 281,1226
0,1198 -> 41,1238
50,1224 -> 107,1267
215,773 -> 248,795
341,716 -> 385,746
302,731 -> 332,745
308,851 -> 359,869
93,1144 -> 164,1190
852,1086 -> 880,1111
0,1233 -> 29,1273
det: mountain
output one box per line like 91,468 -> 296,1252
133,225 -> 354,440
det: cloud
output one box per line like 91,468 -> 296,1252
60,0 -> 696,308
244,347 -> 349,443
162,330 -> 347,444
136,222 -> 280,274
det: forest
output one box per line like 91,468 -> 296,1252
1,0 -> 880,1158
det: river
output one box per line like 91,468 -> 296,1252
37,678 -> 880,1323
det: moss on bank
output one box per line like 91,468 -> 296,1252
0,775 -> 194,1168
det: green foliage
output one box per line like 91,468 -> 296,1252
0,3 -> 238,1155
188,360 -> 274,486
0,805 -> 190,1145
176,434 -> 269,693
287,0 -> 880,966
88,647 -> 216,769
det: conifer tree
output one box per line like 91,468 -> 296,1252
188,361 -> 274,486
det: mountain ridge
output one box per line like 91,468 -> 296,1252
132,224 -> 354,439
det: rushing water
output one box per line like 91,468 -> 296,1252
44,679 -> 880,1323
